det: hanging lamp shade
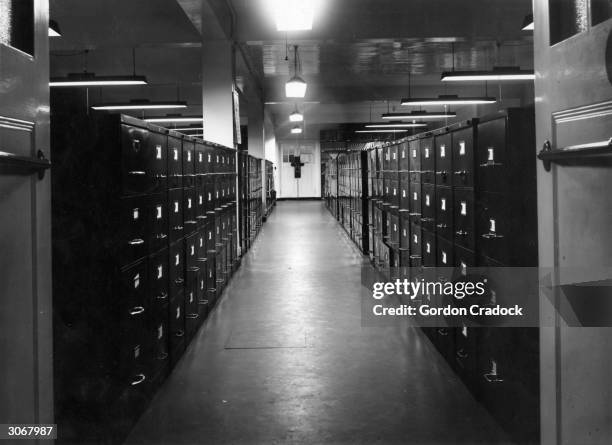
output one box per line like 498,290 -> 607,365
286,75 -> 307,98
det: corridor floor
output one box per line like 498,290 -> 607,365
125,201 -> 511,445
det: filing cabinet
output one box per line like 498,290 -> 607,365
420,135 -> 435,184
51,109 -> 241,445
435,131 -> 452,186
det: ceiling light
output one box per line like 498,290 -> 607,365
382,111 -> 457,120
269,0 -> 320,31
441,67 -> 535,82
145,115 -> 202,123
50,73 -> 147,87
365,123 -> 427,128
91,100 -> 187,111
172,127 -> 205,132
49,20 -> 61,37
289,107 -> 304,122
291,126 -> 303,134
286,76 -> 307,99
401,95 -> 496,106
522,14 -> 534,31
286,45 -> 307,98
356,129 -> 409,134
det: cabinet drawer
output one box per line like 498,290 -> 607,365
121,260 -> 148,318
168,189 -> 184,242
409,182 -> 421,224
399,174 -> 410,213
121,125 -> 151,196
148,249 -> 169,308
390,179 -> 400,210
451,126 -> 475,188
435,186 -> 453,240
183,188 -> 197,233
409,139 -> 421,179
168,241 -> 185,300
453,189 -> 475,250
477,192 -> 509,263
421,183 -> 436,230
477,118 -> 507,193
454,244 -> 476,276
435,133 -> 452,186
422,229 -> 437,267
168,136 -> 183,189
389,144 -> 399,171
399,142 -> 410,171
437,235 -> 454,267
148,194 -> 168,254
149,312 -> 169,372
195,188 -> 207,226
169,295 -> 186,357
410,222 -> 422,264
120,197 -> 147,267
183,140 -> 196,189
185,232 -> 198,269
420,136 -> 435,184
399,216 -> 410,249
388,213 -> 400,248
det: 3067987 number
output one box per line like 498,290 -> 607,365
0,424 -> 56,440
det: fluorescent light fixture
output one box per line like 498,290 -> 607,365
522,14 -> 534,31
50,73 -> 147,87
289,110 -> 304,122
401,95 -> 496,106
145,116 -> 202,123
356,129 -> 409,134
91,100 -> 187,111
365,123 -> 427,128
441,67 -> 535,82
382,111 -> 457,120
291,126 -> 303,134
49,20 -> 61,37
269,0 -> 320,31
286,76 -> 307,98
172,127 -> 205,132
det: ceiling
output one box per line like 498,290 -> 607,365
50,0 -> 535,140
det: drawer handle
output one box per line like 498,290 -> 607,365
175,330 -> 185,338
408,212 -> 421,216
186,314 -> 199,319
409,255 -> 422,259
175,278 -> 184,285
456,349 -> 468,359
188,266 -> 200,272
198,299 -> 209,305
129,238 -> 145,246
421,217 -> 434,223
173,226 -> 184,231
481,233 -> 504,239
437,328 -> 449,336
155,174 -> 167,179
128,171 -> 146,176
156,233 -> 168,240
185,220 -> 198,225
131,374 -> 146,386
437,170 -> 448,177
130,306 -> 145,315
158,352 -> 168,360
157,292 -> 168,300
483,373 -> 504,383
479,161 -> 503,168
436,223 -> 448,229
455,230 -> 468,237
196,216 -> 207,220
454,170 -> 468,176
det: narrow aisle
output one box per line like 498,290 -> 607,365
126,201 -> 511,445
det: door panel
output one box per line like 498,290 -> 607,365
535,1 -> 612,443
0,0 -> 53,433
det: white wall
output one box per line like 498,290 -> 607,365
277,140 -> 322,198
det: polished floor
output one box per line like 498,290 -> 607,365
125,201 -> 511,445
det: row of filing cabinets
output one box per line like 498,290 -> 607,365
323,151 -> 340,220
50,109 -> 242,445
265,159 -> 277,219
339,108 -> 539,444
238,151 -> 266,256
